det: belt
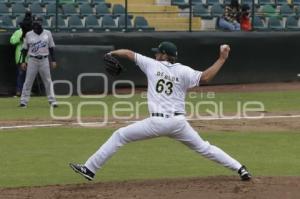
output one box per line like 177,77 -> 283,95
30,55 -> 48,60
151,112 -> 184,118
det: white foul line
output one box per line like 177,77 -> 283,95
1,115 -> 300,130
0,124 -> 63,130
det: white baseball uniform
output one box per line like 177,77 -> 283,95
20,30 -> 56,105
85,53 -> 242,174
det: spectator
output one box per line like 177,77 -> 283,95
10,11 -> 33,96
218,0 -> 241,31
240,4 -> 252,31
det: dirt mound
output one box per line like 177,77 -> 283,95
1,176 -> 300,199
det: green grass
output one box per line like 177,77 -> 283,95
0,127 -> 299,187
0,90 -> 299,120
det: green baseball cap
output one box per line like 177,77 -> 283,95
151,41 -> 178,57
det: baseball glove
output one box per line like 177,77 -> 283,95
103,53 -> 124,76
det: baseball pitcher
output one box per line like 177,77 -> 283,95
19,17 -> 57,108
70,41 -> 251,181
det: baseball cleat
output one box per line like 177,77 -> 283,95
238,165 -> 252,181
69,163 -> 95,181
19,103 -> 27,108
50,102 -> 58,108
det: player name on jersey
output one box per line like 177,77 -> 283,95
156,71 -> 179,83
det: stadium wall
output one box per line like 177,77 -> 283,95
0,32 -> 299,95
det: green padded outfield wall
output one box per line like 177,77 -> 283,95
0,32 -> 299,95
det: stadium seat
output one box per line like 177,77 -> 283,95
112,4 -> 125,18
118,15 -> 133,31
268,16 -> 284,30
0,15 -> 15,29
42,0 -> 56,4
26,0 -> 41,4
95,3 -> 110,16
62,3 -> 77,15
241,0 -> 254,7
80,3 -> 93,16
101,15 -> 117,31
258,0 -> 276,5
293,0 -> 300,5
12,3 -> 27,16
133,16 -> 154,31
68,15 -> 84,31
75,0 -> 90,4
285,16 -> 300,30
260,4 -> 277,17
10,0 -> 25,3
280,4 -> 295,17
171,0 -> 188,8
85,15 -> 100,31
206,0 -> 220,5
0,3 -> 10,15
192,0 -> 203,5
211,3 -> 224,17
92,0 -> 106,5
193,4 -> 212,19
223,0 -> 231,5
60,0 -> 75,4
253,16 -> 268,30
30,2 -> 44,15
46,2 -> 62,16
276,0 -> 288,5
51,15 -> 67,30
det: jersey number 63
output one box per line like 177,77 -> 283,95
155,79 -> 173,96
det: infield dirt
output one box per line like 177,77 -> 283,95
1,177 -> 300,199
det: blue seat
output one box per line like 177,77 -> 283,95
26,0 -> 41,4
42,0 -> 56,4
12,3 -> 27,16
133,16 -> 154,31
280,4 -> 295,17
92,0 -> 105,5
253,16 -> 268,30
62,3 -> 77,15
276,0 -> 288,5
85,15 -> 100,31
80,3 -> 93,16
171,0 -> 188,8
211,3 -> 224,17
68,15 -> 84,31
258,0 -> 276,5
268,16 -> 284,30
46,2 -> 62,16
293,0 -> 300,5
0,3 -> 10,15
285,16 -> 300,30
10,0 -> 24,3
0,15 -> 15,29
101,15 -> 117,31
51,15 -> 67,31
193,3 -> 212,19
112,4 -> 125,17
95,3 -> 110,16
206,0 -> 220,5
192,0 -> 203,5
118,15 -> 132,31
30,2 -> 44,15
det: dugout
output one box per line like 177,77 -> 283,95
0,32 -> 299,95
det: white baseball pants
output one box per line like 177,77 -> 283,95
85,115 -> 242,174
20,57 -> 56,105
